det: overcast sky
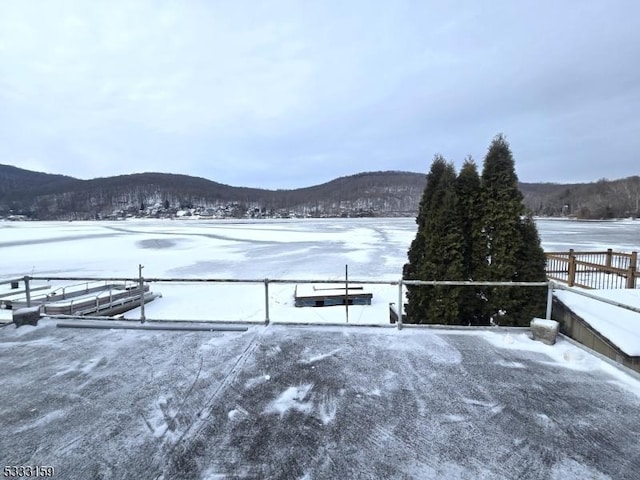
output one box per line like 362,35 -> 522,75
0,1 -> 638,189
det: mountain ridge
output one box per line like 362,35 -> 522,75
1,164 -> 638,220
0,165 -> 426,219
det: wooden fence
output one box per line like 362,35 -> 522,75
545,249 -> 638,289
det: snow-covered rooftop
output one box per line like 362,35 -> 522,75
1,321 -> 639,479
554,288 -> 640,357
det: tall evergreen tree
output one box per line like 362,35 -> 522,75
403,157 -> 448,281
455,158 -> 488,325
509,213 -> 548,322
404,135 -> 547,326
479,134 -> 546,325
404,156 -> 464,324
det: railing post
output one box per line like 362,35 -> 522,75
605,248 -> 613,269
264,279 -> 270,325
627,252 -> 637,289
345,264 -> 349,324
397,279 -> 403,330
139,264 -> 145,323
24,276 -> 31,308
545,282 -> 553,319
568,251 -> 576,287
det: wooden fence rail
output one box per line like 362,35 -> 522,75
545,249 -> 638,289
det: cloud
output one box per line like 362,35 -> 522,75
0,1 -> 639,187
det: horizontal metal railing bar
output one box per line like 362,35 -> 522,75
403,280 -> 549,287
28,276 -> 400,285
0,285 -> 50,299
25,276 -> 551,288
261,279 -> 398,285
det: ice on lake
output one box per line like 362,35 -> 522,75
1,217 -> 639,324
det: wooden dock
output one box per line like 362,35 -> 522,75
2,280 -> 160,317
294,284 -> 373,307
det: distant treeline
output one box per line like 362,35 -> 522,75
0,166 -> 424,219
0,163 -> 638,220
520,176 -> 640,219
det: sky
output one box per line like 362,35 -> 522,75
0,1 -> 639,190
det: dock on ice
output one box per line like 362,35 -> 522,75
294,283 -> 373,307
1,279 -> 160,320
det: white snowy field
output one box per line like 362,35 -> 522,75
1,217 -> 640,326
0,218 -> 416,324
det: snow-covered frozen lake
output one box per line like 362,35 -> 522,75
2,217 -> 639,277
2,217 -> 639,278
536,218 -> 640,252
1,217 -> 639,324
0,218 -> 416,279
0,218 -> 415,324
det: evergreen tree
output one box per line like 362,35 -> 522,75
404,156 -> 464,324
403,157 -> 448,281
509,213 -> 548,322
455,158 -> 488,325
479,134 -> 546,325
404,135 -> 547,326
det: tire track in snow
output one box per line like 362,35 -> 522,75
152,328 -> 262,478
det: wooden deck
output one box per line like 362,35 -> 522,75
545,249 -> 638,289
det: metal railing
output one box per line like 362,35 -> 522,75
5,271 -> 640,329
5,271 -> 554,328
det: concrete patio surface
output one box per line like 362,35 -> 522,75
1,320 -> 639,479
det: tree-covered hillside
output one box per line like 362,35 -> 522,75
0,166 -> 425,219
1,163 -> 638,220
